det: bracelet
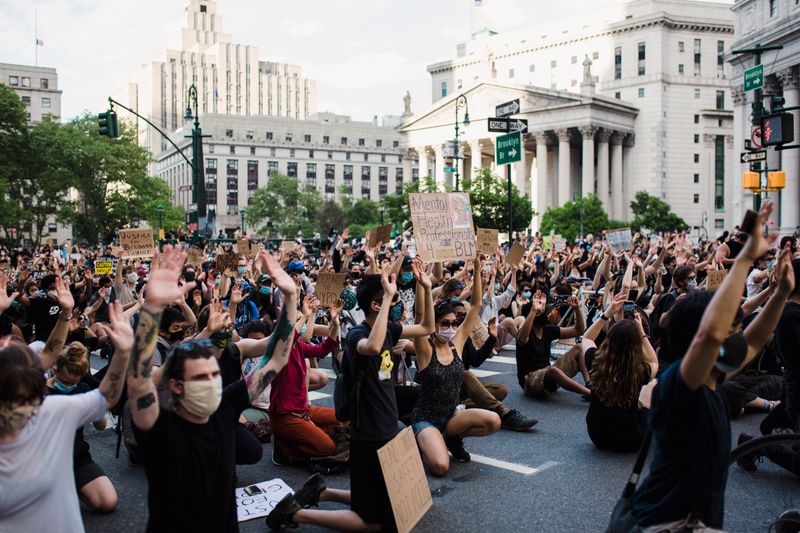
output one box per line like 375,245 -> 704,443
597,314 -> 609,321
58,313 -> 71,322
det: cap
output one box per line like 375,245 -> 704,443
240,283 -> 252,293
715,334 -> 748,374
287,260 -> 305,274
257,274 -> 271,285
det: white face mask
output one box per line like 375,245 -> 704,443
179,376 -> 222,418
126,272 -> 138,284
0,402 -> 40,432
436,326 -> 457,344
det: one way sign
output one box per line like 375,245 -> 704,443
496,99 -> 520,118
740,150 -> 766,163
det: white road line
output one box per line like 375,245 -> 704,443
487,356 -> 517,365
470,455 -> 560,476
308,391 -> 331,402
469,369 -> 500,378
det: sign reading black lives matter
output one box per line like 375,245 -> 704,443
408,193 -> 476,263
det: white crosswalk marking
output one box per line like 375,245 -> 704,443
308,391 -> 331,402
469,369 -> 500,378
487,356 -> 517,365
470,455 -> 560,475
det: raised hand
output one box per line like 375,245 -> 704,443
329,300 -> 343,324
381,269 -> 397,299
741,201 -> 776,262
259,251 -> 294,294
412,257 -> 431,290
143,245 -> 195,310
0,271 -> 19,315
566,296 -> 580,309
206,299 -> 231,333
606,291 -> 627,316
100,301 -> 134,354
776,242 -> 796,296
230,284 -> 243,306
54,275 -> 75,312
532,290 -> 546,312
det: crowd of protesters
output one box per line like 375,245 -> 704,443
0,203 -> 799,532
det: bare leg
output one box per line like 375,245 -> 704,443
293,509 -> 382,532
320,488 -> 351,505
445,408 -> 501,438
546,367 -> 590,397
79,476 -> 118,513
308,367 -> 329,391
415,426 -> 450,476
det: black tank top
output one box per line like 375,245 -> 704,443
411,340 -> 464,428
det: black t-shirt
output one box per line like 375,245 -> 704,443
632,362 -> 730,528
585,348 -> 650,452
219,343 -> 243,388
345,321 -> 402,442
777,302 -> 800,422
133,380 -> 250,533
29,296 -> 61,341
515,324 -> 560,387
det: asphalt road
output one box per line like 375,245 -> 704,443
81,349 -> 798,533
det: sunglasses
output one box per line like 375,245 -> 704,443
438,320 -> 461,328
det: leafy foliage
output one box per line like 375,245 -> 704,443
244,173 -> 323,237
380,175 -> 439,231
540,194 -> 619,242
461,168 -> 534,233
629,191 -> 687,232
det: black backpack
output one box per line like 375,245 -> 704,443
334,324 -> 367,426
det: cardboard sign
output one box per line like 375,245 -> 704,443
235,478 -> 294,522
605,227 -> 633,252
315,272 -> 347,306
110,246 -> 123,257
280,240 -> 296,253
408,193 -> 476,263
236,239 -> 251,255
118,228 -> 154,259
505,242 -> 526,267
476,228 -> 499,255
95,261 -> 113,276
554,237 -> 567,252
377,427 -> 432,533
706,269 -> 726,291
470,320 -> 490,348
367,224 -> 393,249
186,248 -> 203,268
216,252 -> 240,273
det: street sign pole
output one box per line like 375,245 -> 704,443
507,165 -> 512,241
495,131 -> 522,241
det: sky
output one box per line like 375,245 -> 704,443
0,0 -> 733,122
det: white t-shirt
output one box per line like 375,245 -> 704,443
746,268 -> 766,298
0,389 -> 106,533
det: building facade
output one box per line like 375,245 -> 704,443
127,0 -> 317,159
155,113 -> 416,234
0,63 -> 61,123
729,0 -> 800,233
409,0 -> 736,231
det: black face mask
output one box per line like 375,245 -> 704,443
184,271 -> 196,282
166,330 -> 184,343
350,271 -> 361,280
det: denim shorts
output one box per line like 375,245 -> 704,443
411,420 -> 446,436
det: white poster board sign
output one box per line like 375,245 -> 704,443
236,478 -> 294,522
605,227 -> 632,252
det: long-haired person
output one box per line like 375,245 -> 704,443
581,293 -> 658,452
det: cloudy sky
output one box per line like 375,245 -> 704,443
1,0 -> 732,122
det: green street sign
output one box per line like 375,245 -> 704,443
495,131 -> 521,165
744,65 -> 763,92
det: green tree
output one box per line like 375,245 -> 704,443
629,191 -> 687,232
380,175 -> 439,231
0,85 -> 31,241
244,173 -> 322,236
345,199 -> 381,237
540,194 -> 618,242
462,168 -> 534,233
315,199 -> 346,235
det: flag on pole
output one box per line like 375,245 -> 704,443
36,38 -> 44,46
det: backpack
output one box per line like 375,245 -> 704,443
334,323 -> 367,425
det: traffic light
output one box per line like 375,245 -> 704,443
768,170 -> 786,190
761,112 -> 794,146
98,111 -> 119,138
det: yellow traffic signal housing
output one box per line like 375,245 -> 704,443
742,171 -> 760,190
768,170 -> 786,190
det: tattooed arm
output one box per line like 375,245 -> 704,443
243,251 -> 298,402
96,302 -> 133,409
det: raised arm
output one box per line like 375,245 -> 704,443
96,301 -> 134,409
127,246 -> 196,433
680,203 -> 773,390
454,255 -> 482,353
518,290 -> 545,345
401,257 -> 435,340
39,276 -> 75,371
559,295 -> 585,339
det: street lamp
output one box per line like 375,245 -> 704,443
156,204 -> 165,243
240,208 -> 246,237
454,94 -> 470,191
184,84 -> 205,241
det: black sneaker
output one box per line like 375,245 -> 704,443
736,433 -> 761,472
265,493 -> 301,530
444,436 -> 471,463
293,473 -> 326,508
272,444 -> 292,467
501,409 -> 538,432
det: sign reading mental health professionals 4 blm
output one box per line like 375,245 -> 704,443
496,131 -> 521,165
408,193 -> 476,263
744,64 -> 764,92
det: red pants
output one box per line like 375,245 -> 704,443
269,405 -> 339,462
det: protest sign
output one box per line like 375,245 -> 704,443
470,320 -> 490,348
706,269 -> 726,291
315,272 -> 347,306
367,224 -> 393,249
543,235 -> 552,249
235,478 -> 294,522
378,427 -> 432,533
280,240 -> 296,253
554,236 -> 567,252
118,228 -> 154,259
186,248 -> 203,267
505,242 -> 526,267
408,193 -> 476,263
215,252 -> 240,273
476,228 -> 499,255
236,239 -> 251,255
95,261 -> 113,276
605,227 -> 632,252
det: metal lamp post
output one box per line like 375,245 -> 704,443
183,85 -> 203,241
156,204 -> 164,244
454,95 -> 470,191
240,208 -> 246,237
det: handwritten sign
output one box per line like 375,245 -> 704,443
367,224 -> 393,249
118,228 -> 154,259
476,228 -> 499,255
706,269 -> 726,291
470,320 -> 490,348
95,261 -> 113,276
280,240 -> 296,253
505,242 -> 526,267
408,193 -> 476,263
378,427 -> 432,533
554,237 -> 567,252
316,273 -> 347,306
236,239 -> 251,255
235,478 -> 294,522
215,252 -> 240,273
605,227 -> 632,252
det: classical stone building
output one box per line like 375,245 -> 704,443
729,0 -> 800,233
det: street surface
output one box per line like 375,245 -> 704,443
82,349 -> 796,533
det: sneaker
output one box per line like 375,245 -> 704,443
293,473 -> 326,508
735,433 -> 761,472
501,409 -> 538,431
272,444 -> 292,467
444,436 -> 471,463
265,493 -> 301,531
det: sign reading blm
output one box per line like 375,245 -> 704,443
119,228 -> 155,259
408,193 -> 476,263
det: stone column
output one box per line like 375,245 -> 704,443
556,129 -> 572,206
610,132 -> 623,219
434,144 -> 445,187
622,133 -> 635,221
779,66 -> 800,231
469,140 -> 482,180
534,132 -> 550,230
402,151 -> 413,192
579,126 -> 597,198
416,146 -> 429,180
513,135 -> 528,194
596,129 -> 611,212
485,137 -> 497,173
731,86 -> 747,226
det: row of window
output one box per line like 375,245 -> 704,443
224,129 -> 399,149
613,39 -> 725,80
19,96 -> 51,108
617,88 -> 726,109
209,144 -> 403,163
7,76 -> 49,89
